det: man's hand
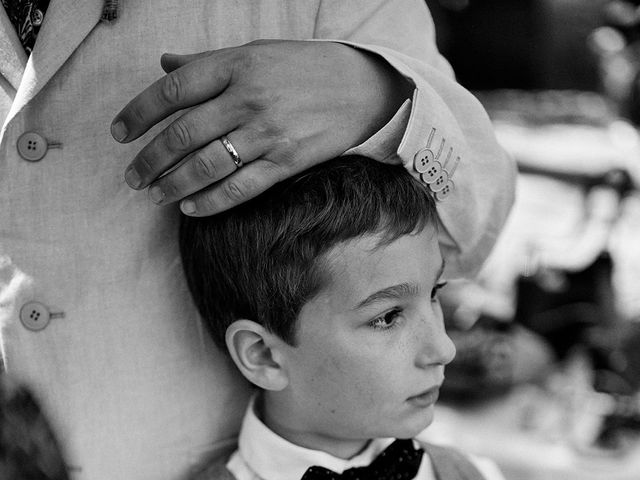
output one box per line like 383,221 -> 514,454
112,40 -> 411,216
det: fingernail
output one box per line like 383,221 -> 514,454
125,165 -> 142,189
149,186 -> 165,204
111,120 -> 128,142
181,200 -> 196,214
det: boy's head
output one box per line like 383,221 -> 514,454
180,156 -> 455,448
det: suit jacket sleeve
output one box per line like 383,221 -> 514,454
314,0 -> 517,279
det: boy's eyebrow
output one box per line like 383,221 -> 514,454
354,259 -> 446,311
355,283 -> 419,310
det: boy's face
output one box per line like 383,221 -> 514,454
275,225 -> 456,442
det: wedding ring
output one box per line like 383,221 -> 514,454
220,135 -> 243,169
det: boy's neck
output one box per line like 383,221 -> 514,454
260,392 -> 371,460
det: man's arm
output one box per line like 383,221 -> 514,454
313,0 -> 516,278
111,0 -> 515,278
111,39 -> 411,214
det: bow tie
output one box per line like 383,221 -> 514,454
300,439 -> 423,480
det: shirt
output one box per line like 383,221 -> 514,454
225,396 -> 503,480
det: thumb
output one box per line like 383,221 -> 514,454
160,51 -> 212,73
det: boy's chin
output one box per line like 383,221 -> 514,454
375,412 -> 435,440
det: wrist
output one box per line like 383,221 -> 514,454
344,45 -> 414,145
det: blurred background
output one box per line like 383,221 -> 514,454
420,1 -> 640,479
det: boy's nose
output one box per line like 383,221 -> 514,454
414,320 -> 456,368
439,332 -> 457,366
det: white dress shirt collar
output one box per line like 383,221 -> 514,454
227,395 -> 406,480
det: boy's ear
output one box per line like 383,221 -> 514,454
226,320 -> 289,391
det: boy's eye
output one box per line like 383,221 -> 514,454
431,281 -> 448,302
369,308 -> 403,331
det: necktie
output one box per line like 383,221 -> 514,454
301,439 -> 423,480
1,0 -> 50,53
1,0 -> 118,54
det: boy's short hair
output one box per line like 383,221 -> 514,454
180,156 -> 437,350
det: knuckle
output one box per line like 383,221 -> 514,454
252,120 -> 281,139
251,121 -> 296,158
267,131 -> 298,162
159,72 -> 186,106
242,86 -> 275,114
193,151 -> 218,179
261,160 -> 287,182
222,179 -> 246,204
273,134 -> 298,155
263,149 -> 295,172
165,119 -> 192,152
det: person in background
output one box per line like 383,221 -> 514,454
180,156 -> 505,480
0,1 -> 515,479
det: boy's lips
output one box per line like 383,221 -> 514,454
407,386 -> 440,407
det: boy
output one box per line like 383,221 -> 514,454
180,156 -> 497,480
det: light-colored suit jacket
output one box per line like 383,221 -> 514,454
0,1 -> 515,479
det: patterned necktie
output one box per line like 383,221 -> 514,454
2,0 -> 118,54
1,0 -> 50,53
300,439 -> 423,480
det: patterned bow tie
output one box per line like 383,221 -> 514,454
300,439 -> 423,480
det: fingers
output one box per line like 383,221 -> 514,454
115,40 -> 382,215
147,129 -> 271,205
111,51 -> 233,143
124,93 -> 242,189
179,159 -> 287,216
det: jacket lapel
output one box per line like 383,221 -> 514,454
0,7 -> 27,91
7,0 -> 103,123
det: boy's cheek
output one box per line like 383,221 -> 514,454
309,358 -> 375,404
